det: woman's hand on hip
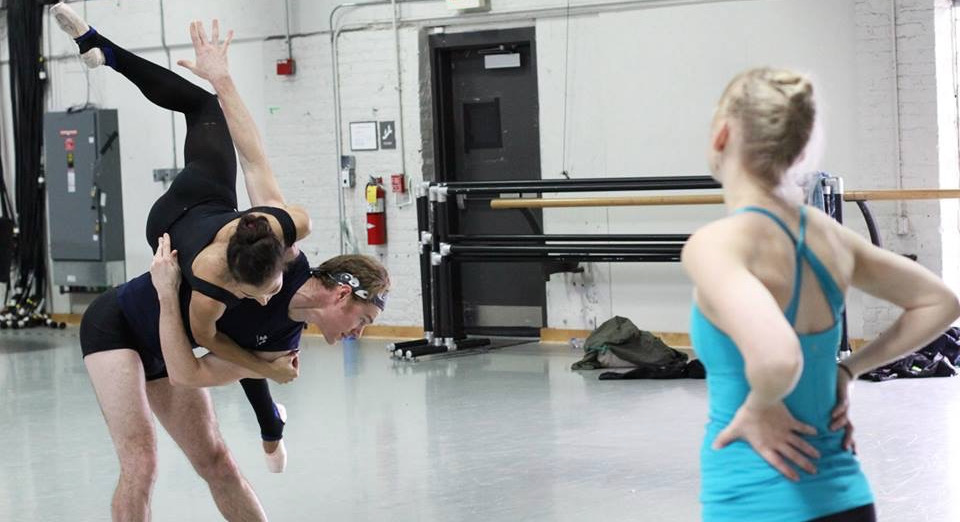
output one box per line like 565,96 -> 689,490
712,397 -> 820,482
830,364 -> 857,453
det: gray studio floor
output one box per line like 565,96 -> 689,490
1,329 -> 959,521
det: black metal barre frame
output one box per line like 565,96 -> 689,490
391,175 -> 718,360
415,194 -> 433,341
855,201 -> 882,248
391,175 -> 880,361
454,253 -> 680,263
449,234 -> 690,243
441,175 -> 717,188
450,244 -> 684,254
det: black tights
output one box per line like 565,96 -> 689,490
76,28 -> 238,253
241,378 -> 285,441
77,30 -> 235,177
808,504 -> 876,522
76,29 -> 283,442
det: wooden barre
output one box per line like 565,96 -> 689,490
844,189 -> 960,201
491,194 -> 723,208
489,189 -> 960,209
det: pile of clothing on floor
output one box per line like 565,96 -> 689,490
859,327 -> 960,382
571,316 -> 704,380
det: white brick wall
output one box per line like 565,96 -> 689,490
934,0 -> 960,300
332,28 -> 426,325
256,28 -> 428,326
261,35 -> 338,265
853,0 -> 957,338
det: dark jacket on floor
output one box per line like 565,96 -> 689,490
571,316 -> 704,379
860,327 -> 960,382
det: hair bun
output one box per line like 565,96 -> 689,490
768,71 -> 813,106
227,214 -> 285,286
236,214 -> 272,244
716,67 -> 816,184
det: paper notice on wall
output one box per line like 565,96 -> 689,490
67,169 -> 76,193
350,121 -> 378,151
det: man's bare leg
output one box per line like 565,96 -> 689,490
85,350 -> 159,522
146,378 -> 268,522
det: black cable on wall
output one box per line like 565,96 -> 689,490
1,0 -> 60,329
0,92 -> 14,287
0,152 -> 13,287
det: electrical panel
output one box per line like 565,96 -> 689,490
44,109 -> 125,287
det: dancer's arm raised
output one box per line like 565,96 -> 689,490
178,20 -> 311,242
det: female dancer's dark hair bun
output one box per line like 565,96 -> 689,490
227,214 -> 284,286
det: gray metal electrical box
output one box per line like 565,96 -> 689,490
44,109 -> 125,287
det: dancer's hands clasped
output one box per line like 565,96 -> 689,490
265,352 -> 299,384
150,233 -> 180,300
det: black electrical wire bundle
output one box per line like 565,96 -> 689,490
0,120 -> 14,286
1,0 -> 64,330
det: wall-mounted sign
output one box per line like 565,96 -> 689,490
349,121 -> 378,151
379,121 -> 396,150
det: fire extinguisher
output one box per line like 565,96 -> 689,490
365,177 -> 387,245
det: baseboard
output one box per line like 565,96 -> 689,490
538,328 -> 593,344
358,325 -> 425,339
849,338 -> 869,350
540,327 -> 692,347
302,323 -> 425,340
52,313 -> 82,325
540,327 -> 869,352
49,313 -> 426,340
52,312 -> 871,350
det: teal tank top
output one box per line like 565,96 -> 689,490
691,206 -> 873,521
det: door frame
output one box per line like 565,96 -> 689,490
427,27 -> 545,337
428,27 -> 538,183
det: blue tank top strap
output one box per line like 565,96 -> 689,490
788,208 -> 811,322
796,205 -> 808,248
735,206 -> 797,244
798,244 -> 846,318
803,254 -> 846,317
793,206 -> 846,316
735,206 -> 804,324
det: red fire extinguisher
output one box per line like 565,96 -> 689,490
365,177 -> 387,245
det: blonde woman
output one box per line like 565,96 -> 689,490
684,68 -> 959,521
